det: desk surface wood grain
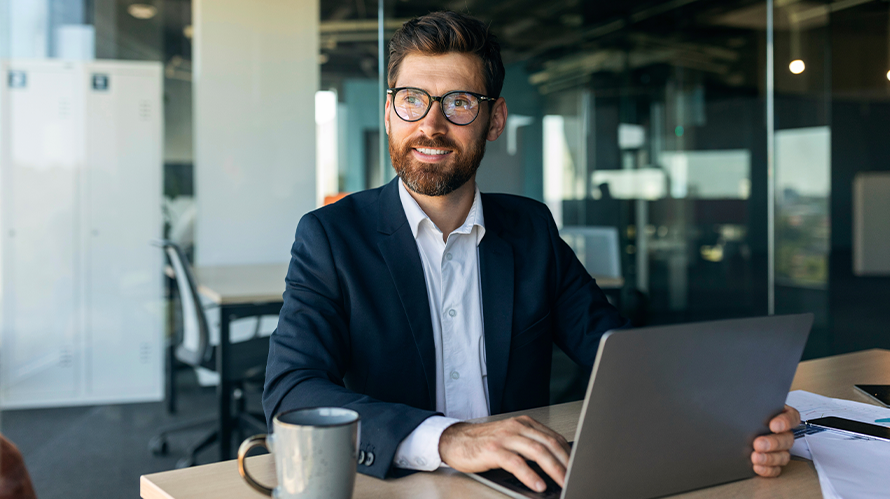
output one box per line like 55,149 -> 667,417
141,349 -> 890,499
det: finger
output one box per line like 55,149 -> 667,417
752,464 -> 783,478
770,407 -> 800,433
751,450 -> 790,468
517,417 -> 572,457
517,428 -> 571,467
504,436 -> 567,487
785,405 -> 801,426
754,431 -> 795,452
496,449 -> 548,493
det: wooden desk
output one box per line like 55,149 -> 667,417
142,349 -> 890,499
193,264 -> 287,461
195,264 -> 289,305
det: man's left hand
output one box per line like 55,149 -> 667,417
751,405 -> 800,477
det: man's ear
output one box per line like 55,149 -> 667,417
487,97 -> 508,142
384,96 -> 391,136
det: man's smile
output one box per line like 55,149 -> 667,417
412,147 -> 453,162
415,147 -> 450,155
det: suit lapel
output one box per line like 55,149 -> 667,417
377,178 -> 437,411
479,196 -> 514,415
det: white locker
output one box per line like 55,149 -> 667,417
0,62 -> 84,406
0,60 -> 164,408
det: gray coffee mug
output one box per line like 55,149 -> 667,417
238,407 -> 361,499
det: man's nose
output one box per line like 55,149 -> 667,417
418,100 -> 449,137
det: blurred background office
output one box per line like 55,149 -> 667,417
0,0 -> 888,498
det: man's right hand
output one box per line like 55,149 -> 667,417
438,415 -> 571,493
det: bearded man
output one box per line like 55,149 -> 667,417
263,11 -> 799,492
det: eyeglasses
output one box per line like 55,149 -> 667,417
387,87 -> 496,126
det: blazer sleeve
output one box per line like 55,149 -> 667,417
542,208 -> 631,367
262,213 -> 439,479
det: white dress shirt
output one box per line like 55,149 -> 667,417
392,180 -> 490,471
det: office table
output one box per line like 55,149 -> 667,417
142,348 -> 890,499
193,263 -> 288,461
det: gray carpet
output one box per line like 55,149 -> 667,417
0,369 -> 261,499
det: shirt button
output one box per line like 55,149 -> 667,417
416,457 -> 427,467
398,459 -> 408,467
451,371 -> 460,380
448,309 -> 456,318
445,253 -> 453,261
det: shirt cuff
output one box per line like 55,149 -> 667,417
393,415 -> 461,471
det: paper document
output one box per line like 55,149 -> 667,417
786,390 -> 890,460
786,390 -> 890,424
785,391 -> 890,498
806,432 -> 890,499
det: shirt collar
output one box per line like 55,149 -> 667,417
397,179 -> 486,245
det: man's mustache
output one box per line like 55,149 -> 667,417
405,137 -> 459,150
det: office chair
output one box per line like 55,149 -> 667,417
149,240 -> 269,468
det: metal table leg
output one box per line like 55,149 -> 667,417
217,306 -> 233,461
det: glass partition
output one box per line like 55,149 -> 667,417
384,1 -> 773,329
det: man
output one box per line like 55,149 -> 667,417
263,11 -> 799,492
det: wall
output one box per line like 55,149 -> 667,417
193,0 -> 318,265
342,78 -> 381,193
476,63 -> 544,200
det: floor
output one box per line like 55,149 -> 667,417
0,369 -> 262,499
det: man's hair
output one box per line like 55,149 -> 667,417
388,11 -> 505,99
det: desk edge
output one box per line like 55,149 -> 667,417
141,475 -> 176,499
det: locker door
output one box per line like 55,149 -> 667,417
84,63 -> 163,400
1,62 -> 83,407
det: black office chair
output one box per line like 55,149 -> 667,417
149,240 -> 269,468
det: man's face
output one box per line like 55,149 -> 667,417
385,52 -> 507,197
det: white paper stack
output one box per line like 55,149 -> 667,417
786,390 -> 890,499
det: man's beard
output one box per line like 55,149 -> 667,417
389,130 -> 487,197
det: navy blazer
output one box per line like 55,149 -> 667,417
263,177 -> 627,479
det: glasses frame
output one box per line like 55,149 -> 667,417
387,87 -> 497,126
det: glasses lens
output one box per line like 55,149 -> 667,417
442,92 -> 480,125
393,89 -> 430,121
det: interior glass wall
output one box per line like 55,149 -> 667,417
383,1 -> 771,323
375,0 -> 890,379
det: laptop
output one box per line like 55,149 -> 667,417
468,313 -> 813,499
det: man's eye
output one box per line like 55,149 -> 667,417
405,96 -> 423,106
453,99 -> 466,107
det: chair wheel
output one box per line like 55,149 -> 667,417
149,436 -> 169,456
175,457 -> 195,469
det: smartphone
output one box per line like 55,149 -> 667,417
805,416 -> 890,442
854,384 -> 890,408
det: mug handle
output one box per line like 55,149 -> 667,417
238,434 -> 274,496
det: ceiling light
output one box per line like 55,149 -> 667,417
789,59 -> 805,75
886,70 -> 890,82
183,25 -> 193,39
128,4 -> 157,20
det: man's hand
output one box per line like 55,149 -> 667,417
438,415 -> 570,493
751,405 -> 800,478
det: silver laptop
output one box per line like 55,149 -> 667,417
468,313 -> 813,499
